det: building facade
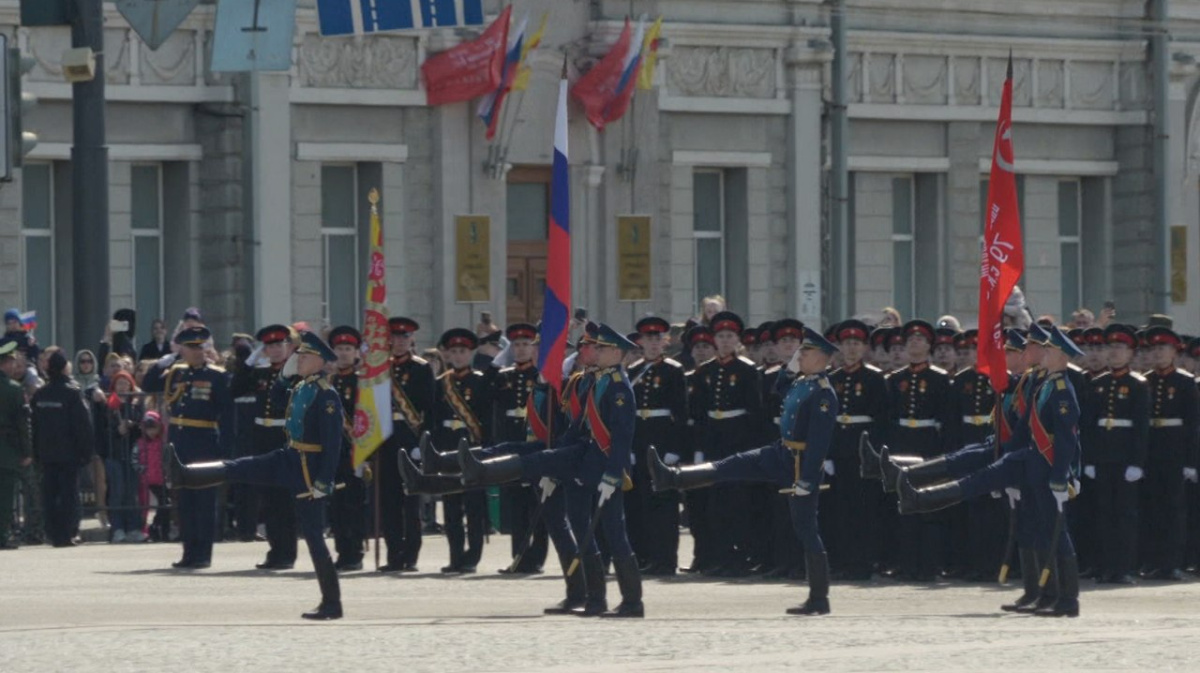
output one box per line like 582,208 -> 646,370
1,0 -> 1198,354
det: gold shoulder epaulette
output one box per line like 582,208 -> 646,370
1056,379 -> 1067,390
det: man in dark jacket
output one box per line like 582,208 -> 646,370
0,339 -> 32,549
31,352 -> 94,547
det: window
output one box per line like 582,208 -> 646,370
506,182 -> 548,241
321,165 -> 360,329
21,164 -> 55,343
131,165 -> 164,345
693,170 -> 725,311
892,177 -> 914,320
1058,180 -> 1082,319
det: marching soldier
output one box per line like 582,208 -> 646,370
141,327 -> 235,569
328,326 -> 367,572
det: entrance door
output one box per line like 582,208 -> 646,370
506,166 -> 551,324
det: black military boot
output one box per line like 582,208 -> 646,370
459,439 -> 523,487
787,552 -> 831,616
897,475 -> 964,515
601,555 -> 645,618
544,549 -> 588,615
1035,553 -> 1079,618
1001,548 -> 1041,612
571,554 -> 608,617
1017,550 -> 1059,614
398,449 -> 465,496
417,432 -> 449,476
302,556 -> 344,620
648,446 -> 716,492
880,450 -> 924,494
858,432 -> 882,480
173,453 -> 227,490
901,456 -> 951,489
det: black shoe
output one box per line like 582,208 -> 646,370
441,565 -> 462,574
1164,568 -> 1186,582
378,563 -> 404,573
301,602 -> 344,620
190,561 -> 212,570
761,566 -> 790,580
644,564 -> 676,576
786,598 -> 831,616
256,561 -> 295,570
459,565 -> 477,574
52,539 -> 78,548
544,597 -> 587,615
171,559 -> 194,569
337,560 -> 363,572
1108,574 -> 1136,585
1033,599 -> 1079,617
897,475 -> 964,515
572,600 -> 608,617
401,563 -> 419,572
600,601 -> 645,618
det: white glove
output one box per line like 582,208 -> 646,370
990,491 -> 1002,499
538,477 -> 557,499
1184,467 -> 1198,483
1051,487 -> 1069,512
694,451 -> 705,464
410,446 -> 421,462
245,344 -> 266,367
1004,487 -> 1021,508
664,452 -> 681,466
630,452 -> 636,466
310,481 -> 332,500
792,481 -> 812,497
281,353 -> 299,378
1124,465 -> 1144,483
823,460 -> 835,476
157,353 -> 178,368
1084,465 -> 1096,480
786,348 -> 802,374
597,480 -> 617,506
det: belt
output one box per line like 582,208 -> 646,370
962,415 -> 992,426
442,420 -> 467,430
170,417 -> 218,429
837,415 -> 873,425
505,409 -> 528,419
1150,418 -> 1184,428
255,417 -> 287,428
1099,418 -> 1133,429
290,440 -> 322,453
637,409 -> 672,420
783,440 -> 807,452
707,409 -> 747,420
234,395 -> 256,404
898,418 -> 939,429
773,416 -> 781,426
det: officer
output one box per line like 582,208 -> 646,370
828,319 -> 887,580
379,317 -> 434,572
649,326 -> 840,615
436,328 -> 493,574
0,339 -> 31,549
691,311 -> 763,577
625,316 -> 688,575
1082,324 -> 1149,584
1138,326 -> 1199,580
680,325 -> 716,574
459,324 -> 645,618
141,327 -> 235,569
172,331 -> 345,620
230,324 -> 298,570
491,323 -> 547,574
327,326 -> 368,572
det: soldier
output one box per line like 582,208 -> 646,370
625,317 -> 688,575
435,328 -> 494,574
1187,338 -> 1200,575
1081,324 -> 1149,584
141,327 -> 234,569
680,325 -> 716,574
379,317 -> 433,573
867,327 -> 891,370
649,326 -> 841,615
0,339 -> 31,549
887,328 -> 909,372
932,327 -> 959,372
172,331 -> 345,620
756,320 -> 800,578
327,326 -> 367,572
228,333 -> 261,542
691,311 -> 764,576
741,328 -> 761,366
492,323 -> 547,575
1138,326 -> 1199,580
230,325 -> 298,570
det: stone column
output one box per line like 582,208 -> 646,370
786,52 -> 825,324
250,72 -> 293,326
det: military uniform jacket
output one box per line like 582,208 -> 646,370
1021,371 -> 1080,487
886,361 -> 953,456
492,362 -> 539,443
582,365 -> 636,486
231,363 -> 293,453
558,368 -> 595,446
829,362 -> 887,458
777,371 -> 839,489
142,357 -> 235,458
759,363 -> 786,445
998,367 -> 1043,454
692,354 -> 763,460
285,373 -> 343,494
433,367 -> 493,447
330,367 -> 359,476
683,368 -> 704,462
627,356 -> 688,459
1081,367 -> 1149,466
948,368 -> 998,449
391,353 -> 435,446
1144,366 -> 1200,468
0,370 -> 31,470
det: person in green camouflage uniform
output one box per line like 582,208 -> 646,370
0,339 -> 33,548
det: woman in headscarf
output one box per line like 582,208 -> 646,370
73,350 -> 99,390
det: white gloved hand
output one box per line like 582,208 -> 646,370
157,353 -> 178,368
538,477 -> 557,499
281,353 -> 299,378
664,452 -> 681,466
410,446 -> 422,462
245,344 -> 266,367
990,490 -> 1002,499
823,460 -> 835,476
1084,465 -> 1096,480
1124,465 -> 1144,483
792,481 -> 813,497
1184,467 -> 1198,483
597,480 -> 617,506
310,481 -> 333,500
693,451 -> 705,464
786,348 -> 802,374
1051,486 -> 1069,512
1004,487 -> 1021,508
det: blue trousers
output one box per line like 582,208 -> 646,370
486,440 -> 578,559
519,444 -> 632,559
945,441 -> 997,479
709,443 -> 825,554
174,431 -> 222,564
224,450 -> 332,568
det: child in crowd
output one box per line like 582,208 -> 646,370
106,371 -> 145,542
136,411 -> 170,542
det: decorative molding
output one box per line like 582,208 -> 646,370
1035,59 -> 1065,108
29,143 -> 203,161
296,142 -> 409,163
26,81 -> 233,103
666,46 -> 777,99
903,55 -> 948,105
139,31 -> 197,86
659,94 -> 790,115
849,156 -> 951,172
288,87 -> 427,107
850,103 -> 1148,126
672,150 -> 773,168
975,158 -> 1119,176
298,34 -> 418,89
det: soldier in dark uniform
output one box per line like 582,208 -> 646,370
327,326 -> 367,572
931,327 -> 959,372
173,331 -> 345,620
1186,337 -> 1200,574
379,317 -> 434,572
228,334 -> 261,542
230,325 -> 298,570
680,326 -> 716,573
827,319 -> 887,580
691,312 -> 764,576
867,327 -> 891,370
741,327 -> 761,366
1138,326 -> 1199,580
435,328 -> 494,573
748,321 -> 781,574
625,317 -> 688,575
492,323 -> 547,574
757,320 -> 802,578
141,327 -> 234,569
887,328 -> 909,372
1081,324 -> 1149,584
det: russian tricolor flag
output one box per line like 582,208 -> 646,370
19,310 -> 36,332
538,68 -> 571,394
478,15 -> 527,140
601,17 -> 646,123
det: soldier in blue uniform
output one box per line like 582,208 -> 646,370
458,324 -> 645,618
649,326 -> 840,615
172,331 -> 345,620
328,326 -> 368,572
141,327 -> 235,569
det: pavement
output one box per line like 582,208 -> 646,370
3,530 -> 1200,672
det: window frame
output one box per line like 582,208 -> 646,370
320,163 -> 361,326
892,175 -> 916,320
130,163 -> 165,337
1058,178 -> 1083,319
693,168 -> 727,312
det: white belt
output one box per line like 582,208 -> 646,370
443,420 -> 467,430
962,415 -> 992,426
1150,418 -> 1184,428
708,409 -> 747,420
898,418 -> 939,429
1098,418 -> 1134,429
505,409 -> 528,419
837,415 -> 873,425
392,412 -> 403,421
254,418 -> 286,428
637,409 -> 672,419
773,416 -> 781,426
234,396 -> 256,404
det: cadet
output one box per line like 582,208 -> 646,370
759,320 -> 803,578
141,327 -> 234,569
172,332 -> 345,620
328,326 -> 368,572
931,327 -> 959,372
680,326 -> 716,574
649,326 -> 841,615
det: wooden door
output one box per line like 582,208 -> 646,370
506,241 -> 547,324
506,166 -> 551,325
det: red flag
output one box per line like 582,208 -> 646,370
569,20 -> 632,131
977,56 -> 1024,394
422,6 -> 512,106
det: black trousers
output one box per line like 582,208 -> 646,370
1140,458 -> 1186,572
504,484 -> 548,570
379,440 -> 422,566
827,444 -> 875,577
41,462 -> 79,545
330,475 -> 367,564
1093,462 -> 1139,577
261,485 -> 297,564
443,490 -> 487,569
